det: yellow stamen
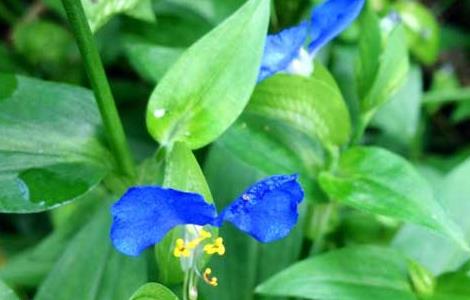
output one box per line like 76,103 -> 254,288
173,239 -> 190,257
203,268 -> 218,287
203,237 -> 225,255
187,229 -> 213,249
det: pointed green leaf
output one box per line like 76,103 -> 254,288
256,246 -> 417,300
319,146 -> 467,249
357,11 -> 409,113
146,0 -> 270,149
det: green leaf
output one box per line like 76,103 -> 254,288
256,246 -> 417,300
81,0 -> 144,32
394,157 -> 470,274
319,146 -> 467,249
0,280 -> 20,300
12,20 -> 73,65
430,272 -> 470,300
155,142 -> 214,285
201,143 -> 305,300
0,74 -> 112,213
35,203 -> 148,300
358,16 -> 409,114
160,0 -> 245,24
125,42 -> 184,83
125,0 -> 156,24
394,1 -> 440,65
215,113 -> 326,202
372,65 -> 422,147
146,0 -> 270,149
129,283 -> 178,300
0,189 -> 105,287
247,71 -> 351,146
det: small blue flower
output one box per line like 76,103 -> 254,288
258,0 -> 365,82
110,174 -> 304,256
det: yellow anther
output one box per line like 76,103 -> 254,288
203,237 -> 225,255
199,229 -> 212,239
173,239 -> 190,257
187,229 -> 213,249
203,268 -> 218,287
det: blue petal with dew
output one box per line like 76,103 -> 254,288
110,187 -> 217,256
218,174 -> 304,243
258,22 -> 309,82
308,0 -> 365,53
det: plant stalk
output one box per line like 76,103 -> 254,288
60,0 -> 136,178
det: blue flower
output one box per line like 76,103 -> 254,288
258,0 -> 365,82
110,174 -> 304,257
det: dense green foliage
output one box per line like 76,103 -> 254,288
0,0 -> 469,299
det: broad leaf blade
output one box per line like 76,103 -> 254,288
146,0 -> 270,149
319,146 -> 467,249
256,246 -> 417,300
0,74 -> 112,213
247,71 -> 351,146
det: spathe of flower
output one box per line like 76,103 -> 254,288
110,174 -> 304,257
258,0 -> 365,82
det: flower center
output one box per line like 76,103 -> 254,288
173,228 -> 225,287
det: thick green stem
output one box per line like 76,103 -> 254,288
60,0 -> 136,178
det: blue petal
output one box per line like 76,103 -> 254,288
308,0 -> 365,53
110,187 -> 218,256
258,22 -> 309,82
219,174 -> 304,243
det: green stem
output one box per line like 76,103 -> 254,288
60,0 -> 136,178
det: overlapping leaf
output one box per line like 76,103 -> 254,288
0,74 -> 112,213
